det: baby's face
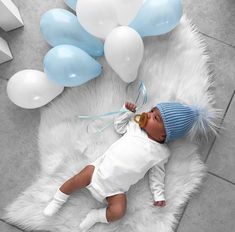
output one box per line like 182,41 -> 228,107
142,108 -> 166,143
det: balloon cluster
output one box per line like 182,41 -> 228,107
7,0 -> 182,109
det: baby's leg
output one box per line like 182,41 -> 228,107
79,193 -> 126,231
43,165 -> 95,216
60,165 -> 95,194
106,193 -> 127,222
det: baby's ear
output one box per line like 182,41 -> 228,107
161,134 -> 166,141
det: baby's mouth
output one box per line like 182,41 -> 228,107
134,113 -> 148,128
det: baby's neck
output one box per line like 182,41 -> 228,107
146,132 -> 163,144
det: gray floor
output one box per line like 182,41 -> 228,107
0,0 -> 234,231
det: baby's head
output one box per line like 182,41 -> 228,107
134,107 -> 166,143
135,102 -> 204,143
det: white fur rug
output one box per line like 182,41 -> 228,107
3,16 -> 216,232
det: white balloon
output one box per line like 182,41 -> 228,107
104,26 -> 144,83
7,70 -> 64,109
112,0 -> 143,25
76,0 -> 118,39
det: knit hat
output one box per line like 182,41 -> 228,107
156,102 -> 219,143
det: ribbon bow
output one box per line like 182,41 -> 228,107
77,81 -> 148,133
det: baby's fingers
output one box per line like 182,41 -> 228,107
130,104 -> 136,111
154,201 -> 166,207
125,102 -> 136,112
125,102 -> 131,108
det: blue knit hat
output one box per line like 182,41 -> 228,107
156,102 -> 215,143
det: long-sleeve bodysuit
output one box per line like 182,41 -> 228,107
86,107 -> 170,203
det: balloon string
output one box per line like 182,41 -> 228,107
76,81 -> 148,133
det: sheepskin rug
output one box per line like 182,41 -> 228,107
3,16 -> 217,232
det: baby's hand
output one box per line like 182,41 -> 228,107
125,102 -> 137,113
153,201 -> 166,207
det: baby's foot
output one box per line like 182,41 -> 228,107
43,198 -> 64,217
43,189 -> 69,217
79,208 -> 108,231
79,209 -> 98,231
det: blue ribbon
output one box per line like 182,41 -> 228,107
77,81 -> 148,133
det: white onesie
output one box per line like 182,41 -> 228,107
86,107 -> 170,203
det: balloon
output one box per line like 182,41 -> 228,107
64,0 -> 77,11
112,0 -> 143,25
7,70 -> 64,109
44,45 -> 102,87
40,8 -> 103,57
129,0 -> 183,37
104,26 -> 144,83
76,0 -> 118,39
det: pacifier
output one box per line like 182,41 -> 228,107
134,113 -> 148,128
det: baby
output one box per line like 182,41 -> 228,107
43,101 -> 205,231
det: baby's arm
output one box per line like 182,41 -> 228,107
149,158 -> 168,207
114,102 -> 136,134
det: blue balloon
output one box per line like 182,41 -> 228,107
64,0 -> 77,11
40,8 -> 103,57
43,45 -> 102,87
129,0 -> 182,37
